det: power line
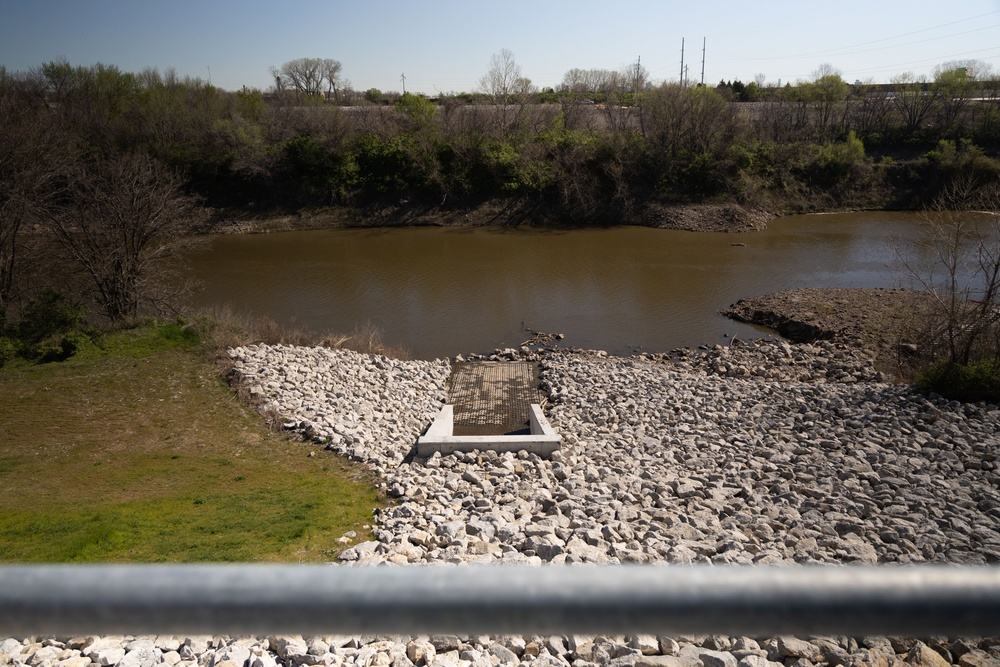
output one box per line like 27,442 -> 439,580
732,44 -> 1000,83
843,45 -> 1000,77
713,22 -> 1000,63
783,9 -> 1000,59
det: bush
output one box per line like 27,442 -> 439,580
352,133 -> 414,194
16,288 -> 85,346
917,359 -> 1000,404
38,331 -> 93,363
155,322 -> 201,347
0,337 -> 19,367
0,289 -> 96,365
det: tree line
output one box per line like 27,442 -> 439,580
2,54 -> 1000,347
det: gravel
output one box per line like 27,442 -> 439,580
8,339 -> 1000,667
221,339 -> 1000,568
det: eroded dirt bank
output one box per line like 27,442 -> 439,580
723,288 -> 937,378
207,201 -> 778,234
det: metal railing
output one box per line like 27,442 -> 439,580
2,564 -> 999,637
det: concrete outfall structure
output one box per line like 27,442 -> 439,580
417,403 -> 561,457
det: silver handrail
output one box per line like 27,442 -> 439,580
2,564 -> 998,637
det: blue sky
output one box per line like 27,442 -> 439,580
2,0 -> 1000,93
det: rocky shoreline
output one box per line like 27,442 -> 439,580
6,339 -> 1000,667
722,288 -> 938,378
222,341 -> 999,569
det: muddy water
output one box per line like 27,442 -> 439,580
186,212 -> 925,359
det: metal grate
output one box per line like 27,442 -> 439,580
447,362 -> 544,435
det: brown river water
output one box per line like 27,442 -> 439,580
186,212 -> 927,359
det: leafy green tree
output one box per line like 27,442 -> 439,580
742,81 -> 761,102
807,64 -> 849,138
279,135 -> 357,203
396,93 -> 435,126
234,87 -> 267,122
352,134 -> 413,194
933,63 -> 980,132
14,288 -> 84,349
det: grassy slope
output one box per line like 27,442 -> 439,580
0,326 -> 383,562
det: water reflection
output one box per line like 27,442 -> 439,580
186,212 -> 927,359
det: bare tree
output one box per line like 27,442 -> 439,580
559,68 -> 590,94
320,59 -> 344,100
42,153 -> 203,323
900,177 -> 1000,365
846,78 -> 894,138
479,49 -> 530,136
561,65 -> 647,96
270,58 -> 343,102
0,69 -> 70,321
480,49 -> 521,103
891,72 -> 938,132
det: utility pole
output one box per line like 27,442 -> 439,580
701,37 -> 706,86
680,38 -> 685,87
635,55 -> 645,137
207,66 -> 212,85
401,73 -> 406,94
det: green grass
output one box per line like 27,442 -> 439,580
0,324 -> 383,562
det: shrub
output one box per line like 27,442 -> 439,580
917,359 -> 1000,404
0,337 -> 19,367
16,288 -> 85,345
155,322 -> 200,347
352,133 -> 414,194
38,331 -> 93,363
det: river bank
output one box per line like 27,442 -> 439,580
207,201 -> 779,235
215,339 -> 1000,666
5,339 -> 999,667
722,288 -> 938,379
227,341 -> 1000,568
